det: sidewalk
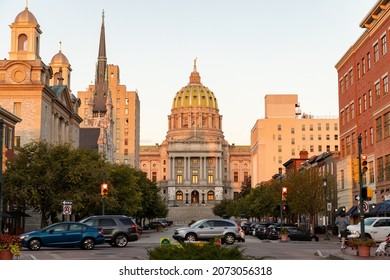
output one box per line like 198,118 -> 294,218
315,234 -> 390,260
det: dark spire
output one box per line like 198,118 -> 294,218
94,10 -> 108,113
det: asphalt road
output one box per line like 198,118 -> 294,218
17,225 -> 343,260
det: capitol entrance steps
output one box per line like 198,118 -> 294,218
167,204 -> 220,226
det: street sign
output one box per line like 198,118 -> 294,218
357,201 -> 369,213
62,200 -> 73,205
355,195 -> 360,201
63,204 -> 72,215
384,195 -> 390,201
327,202 -> 332,211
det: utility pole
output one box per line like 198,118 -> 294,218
358,135 -> 365,238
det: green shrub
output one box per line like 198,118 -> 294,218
147,241 -> 247,260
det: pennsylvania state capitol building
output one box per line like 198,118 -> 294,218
140,60 -> 251,215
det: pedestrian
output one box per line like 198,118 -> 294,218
335,212 -> 349,250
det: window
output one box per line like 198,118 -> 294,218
382,35 -> 387,55
318,123 -> 322,131
369,90 -> 373,107
291,138 -> 295,145
5,128 -> 13,149
124,118 -> 129,125
124,138 -> 128,146
125,98 -> 129,105
18,34 -> 28,51
176,191 -> 183,201
310,124 -> 313,131
302,135 -> 306,141
291,127 -> 295,134
340,170 -> 345,190
341,110 -> 345,125
334,135 -> 338,140
124,128 -> 128,136
124,149 -> 128,155
326,134 -> 330,140
14,136 -> 21,148
278,145 -> 282,152
326,145 -> 330,152
349,69 -> 353,86
13,102 -> 21,117
357,63 -> 361,79
377,157 -> 384,182
370,127 -> 374,145
310,145 -> 314,152
302,124 -> 306,131
326,123 -> 330,131
318,145 -> 322,152
334,123 -> 338,131
349,103 -> 354,121
234,172 -> 238,182
340,79 -> 344,94
385,154 -> 390,181
364,130 -> 368,147
383,76 -> 388,96
345,74 -> 348,89
374,43 -> 380,62
367,52 -> 371,69
192,170 -> 198,184
152,172 -> 157,182
335,145 -> 339,151
124,108 -> 129,115
278,124 -> 282,131
278,135 -> 282,140
244,172 -> 249,183
362,58 -> 366,75
310,134 -> 314,140
318,134 -> 322,140
358,98 -> 362,114
376,117 -> 383,141
375,82 -> 381,101
384,112 -> 390,137
346,106 -> 350,122
363,94 -> 367,110
177,169 -> 183,184
208,169 -> 214,184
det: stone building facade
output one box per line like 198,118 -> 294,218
140,61 -> 251,209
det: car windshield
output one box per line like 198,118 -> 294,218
190,220 -> 207,228
364,218 -> 377,226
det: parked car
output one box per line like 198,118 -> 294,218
240,222 -> 252,234
145,221 -> 166,230
288,228 -> 319,241
172,218 -> 240,245
266,224 -> 296,240
19,222 -> 104,251
254,223 -> 275,240
347,217 -> 390,242
79,215 -> 139,247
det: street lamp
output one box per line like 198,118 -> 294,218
323,178 -> 330,240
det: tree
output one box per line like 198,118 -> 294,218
3,141 -> 107,226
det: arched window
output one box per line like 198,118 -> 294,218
176,191 -> 183,201
207,191 -> 215,201
18,34 -> 28,51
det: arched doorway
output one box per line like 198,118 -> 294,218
191,190 -> 199,203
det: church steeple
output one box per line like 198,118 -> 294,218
93,10 -> 108,113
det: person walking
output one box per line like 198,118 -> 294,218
335,212 -> 350,250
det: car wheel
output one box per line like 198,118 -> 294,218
224,233 -> 235,245
114,234 -> 128,247
312,237 -> 319,242
81,238 -> 95,250
185,233 -> 197,242
28,239 -> 41,251
109,242 -> 117,247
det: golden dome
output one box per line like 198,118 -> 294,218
50,51 -> 69,65
14,8 -> 38,25
172,64 -> 218,110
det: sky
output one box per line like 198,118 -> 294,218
0,0 -> 378,145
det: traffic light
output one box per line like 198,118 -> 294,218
101,183 -> 108,198
282,187 -> 287,201
361,154 -> 368,174
367,187 -> 374,200
362,186 -> 367,200
352,158 -> 360,182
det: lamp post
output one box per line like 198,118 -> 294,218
323,178 -> 330,240
278,169 -> 284,229
357,135 -> 365,238
0,119 -> 4,233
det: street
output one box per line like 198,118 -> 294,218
17,225 -> 345,260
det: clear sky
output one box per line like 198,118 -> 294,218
0,0 -> 378,145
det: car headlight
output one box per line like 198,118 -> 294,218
20,235 -> 29,240
350,230 -> 360,235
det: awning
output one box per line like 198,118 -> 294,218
1,210 -> 31,218
7,210 -> 31,218
370,201 -> 390,215
1,211 -> 13,218
346,206 -> 358,216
